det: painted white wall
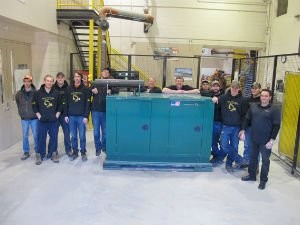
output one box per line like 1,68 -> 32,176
266,0 -> 300,55
105,0 -> 267,54
0,3 -> 78,150
0,0 -> 58,34
32,24 -> 79,87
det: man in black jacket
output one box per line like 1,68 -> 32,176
91,68 -> 118,156
32,74 -> 62,165
243,82 -> 261,165
64,72 -> 91,161
54,72 -> 71,157
240,89 -> 281,190
15,74 -> 38,160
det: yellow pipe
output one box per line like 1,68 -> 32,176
97,27 -> 101,77
89,19 -> 94,83
57,0 -> 60,9
88,19 -> 94,129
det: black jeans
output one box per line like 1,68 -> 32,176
248,140 -> 272,183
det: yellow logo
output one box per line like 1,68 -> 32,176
72,92 -> 81,102
43,97 -> 54,108
227,101 -> 238,112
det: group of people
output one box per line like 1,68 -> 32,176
16,72 -> 281,190
161,75 -> 281,190
16,68 -> 114,165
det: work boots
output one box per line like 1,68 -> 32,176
51,152 -> 59,163
35,153 -> 42,165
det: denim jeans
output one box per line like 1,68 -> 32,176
58,114 -> 71,153
92,111 -> 106,152
220,125 -> 243,166
21,119 -> 38,153
37,120 -> 59,158
248,141 -> 272,182
69,116 -> 86,153
243,127 -> 251,163
211,121 -> 226,160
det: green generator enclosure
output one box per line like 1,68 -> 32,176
105,93 -> 214,171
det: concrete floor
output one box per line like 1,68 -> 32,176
0,130 -> 300,225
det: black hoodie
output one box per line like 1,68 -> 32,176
32,84 -> 62,122
217,90 -> 249,126
65,82 -> 91,118
54,80 -> 69,113
90,78 -> 119,112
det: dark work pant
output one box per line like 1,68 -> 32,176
58,114 -> 71,153
37,120 -> 59,158
248,140 -> 272,183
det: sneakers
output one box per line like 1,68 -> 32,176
66,151 -> 73,158
81,153 -> 88,162
96,150 -> 101,156
21,152 -> 30,160
51,152 -> 59,163
258,182 -> 266,190
69,151 -> 78,161
225,165 -> 234,173
35,153 -> 42,165
234,163 -> 249,169
239,163 -> 249,169
241,175 -> 256,181
211,160 -> 224,167
46,152 -> 52,160
209,157 -> 218,164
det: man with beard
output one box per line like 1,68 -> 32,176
64,72 -> 91,161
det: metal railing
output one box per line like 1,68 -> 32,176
57,0 -> 104,11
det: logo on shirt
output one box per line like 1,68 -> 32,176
227,100 -> 238,112
43,97 -> 54,108
72,93 -> 81,102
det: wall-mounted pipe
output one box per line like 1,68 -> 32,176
211,49 -> 249,57
99,6 -> 154,24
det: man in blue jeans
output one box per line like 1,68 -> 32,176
64,72 -> 91,161
209,80 -> 226,166
54,72 -> 71,157
32,74 -> 62,165
15,74 -> 38,160
212,80 -> 249,172
91,68 -> 118,156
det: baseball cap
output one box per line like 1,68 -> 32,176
251,82 -> 261,89
201,79 -> 209,84
211,80 -> 220,86
23,74 -> 32,81
231,80 -> 240,88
